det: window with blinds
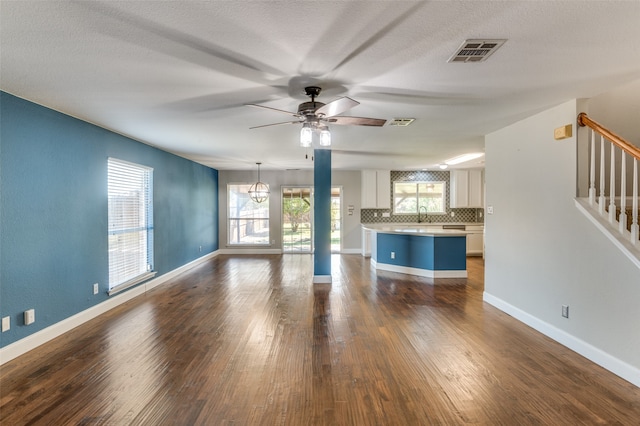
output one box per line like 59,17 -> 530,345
107,158 -> 155,294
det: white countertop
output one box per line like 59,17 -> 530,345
361,224 -> 470,236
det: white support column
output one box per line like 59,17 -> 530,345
631,158 -> 639,245
589,128 -> 596,205
599,135 -> 606,215
608,143 -> 616,224
619,152 -> 627,234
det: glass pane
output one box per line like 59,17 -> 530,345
228,184 -> 270,245
394,182 -> 417,214
282,187 -> 312,252
331,188 -> 341,252
418,182 -> 445,213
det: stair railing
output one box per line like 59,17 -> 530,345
578,112 -> 639,245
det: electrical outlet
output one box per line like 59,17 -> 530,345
391,251 -> 395,259
451,211 -> 455,217
487,205 -> 494,214
93,283 -> 99,295
24,309 -> 35,325
2,316 -> 10,332
199,245 -> 202,252
562,305 -> 569,318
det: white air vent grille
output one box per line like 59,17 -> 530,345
448,39 -> 506,63
389,118 -> 415,127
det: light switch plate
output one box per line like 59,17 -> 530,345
2,316 -> 10,332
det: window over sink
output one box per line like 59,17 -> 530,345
393,181 -> 446,215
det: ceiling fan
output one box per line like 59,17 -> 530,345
247,86 -> 386,147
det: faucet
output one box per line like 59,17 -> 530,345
418,206 -> 428,223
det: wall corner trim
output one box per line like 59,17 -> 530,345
482,291 -> 640,388
0,250 -> 220,366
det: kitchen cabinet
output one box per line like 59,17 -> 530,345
361,170 -> 391,209
465,225 -> 484,256
361,227 -> 372,257
450,169 -> 483,208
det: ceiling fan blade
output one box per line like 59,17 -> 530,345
315,97 -> 359,117
326,116 -> 387,127
249,120 -> 301,129
246,104 -> 301,117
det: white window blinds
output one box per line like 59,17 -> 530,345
107,158 -> 154,292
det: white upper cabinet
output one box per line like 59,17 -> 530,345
362,170 -> 391,209
450,169 -> 484,208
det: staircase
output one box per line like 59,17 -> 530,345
576,113 -> 640,266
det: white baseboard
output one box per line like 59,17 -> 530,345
313,275 -> 332,284
0,250 -> 220,365
483,292 -> 640,388
375,262 -> 467,278
219,248 -> 282,255
340,248 -> 361,254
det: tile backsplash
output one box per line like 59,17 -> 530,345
360,170 -> 484,224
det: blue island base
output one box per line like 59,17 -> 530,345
371,232 -> 467,278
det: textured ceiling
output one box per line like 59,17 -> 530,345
2,1 -> 640,170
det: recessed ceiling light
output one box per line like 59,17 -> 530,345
445,153 -> 484,165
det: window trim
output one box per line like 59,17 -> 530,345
392,180 -> 446,215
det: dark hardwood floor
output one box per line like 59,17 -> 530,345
1,254 -> 639,425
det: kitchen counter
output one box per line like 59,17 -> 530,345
362,224 -> 477,279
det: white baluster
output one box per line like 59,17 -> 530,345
589,128 -> 596,205
608,142 -> 616,224
599,134 -> 606,215
631,158 -> 639,245
619,152 -> 627,234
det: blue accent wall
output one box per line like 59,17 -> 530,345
0,92 -> 219,347
376,233 -> 466,271
313,149 -> 331,277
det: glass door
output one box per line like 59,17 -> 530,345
282,187 -> 313,253
331,187 -> 341,253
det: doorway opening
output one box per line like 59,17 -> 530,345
282,187 -> 313,253
281,186 -> 342,253
331,187 -> 342,253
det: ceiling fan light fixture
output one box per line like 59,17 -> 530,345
248,162 -> 269,203
300,123 -> 313,147
319,127 -> 331,147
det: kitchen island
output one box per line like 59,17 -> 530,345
362,224 -> 469,278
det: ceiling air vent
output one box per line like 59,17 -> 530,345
389,118 -> 415,127
448,39 -> 506,63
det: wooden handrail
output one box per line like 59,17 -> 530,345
578,112 -> 640,159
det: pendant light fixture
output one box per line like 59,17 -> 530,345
248,162 -> 269,203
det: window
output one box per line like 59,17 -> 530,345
228,184 -> 270,245
393,181 -> 446,214
108,158 -> 155,293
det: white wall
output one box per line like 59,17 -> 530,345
484,99 -> 640,386
587,78 -> 640,146
218,169 -> 362,252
